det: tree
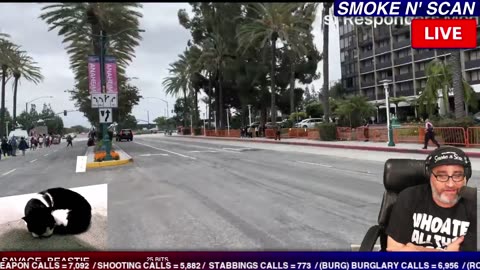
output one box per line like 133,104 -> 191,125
118,114 -> 137,130
320,2 -> 333,123
450,50 -> 465,118
40,3 -> 143,127
335,96 -> 375,127
237,3 -> 318,122
10,50 -> 44,127
0,36 -> 19,137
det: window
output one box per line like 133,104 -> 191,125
340,38 -> 345,49
377,40 -> 389,48
419,80 -> 427,88
398,82 -> 412,91
362,59 -> 373,67
378,54 -> 390,63
341,52 -> 345,62
417,62 -> 427,71
469,50 -> 480,61
469,70 -> 480,81
379,70 -> 392,79
399,65 -> 411,74
340,24 -> 344,36
397,49 -> 411,58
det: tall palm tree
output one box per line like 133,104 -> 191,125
237,3 -> 317,123
422,58 -> 451,116
40,3 -> 143,126
163,52 -> 191,128
321,2 -> 333,123
0,38 -> 19,137
10,50 -> 44,127
450,50 -> 465,118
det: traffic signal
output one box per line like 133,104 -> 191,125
64,110 -> 67,116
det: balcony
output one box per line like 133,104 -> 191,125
378,92 -> 386,100
358,38 -> 373,46
360,65 -> 374,73
375,45 -> 390,54
366,94 -> 376,101
396,73 -> 413,81
392,25 -> 410,35
437,49 -> 451,56
374,29 -> 390,41
361,80 -> 376,87
395,89 -> 415,97
465,59 -> 480,70
394,56 -> 412,66
393,39 -> 410,49
415,70 -> 426,78
359,50 -> 373,59
376,60 -> 392,69
414,50 -> 435,61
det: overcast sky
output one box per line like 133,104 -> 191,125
0,3 -> 340,128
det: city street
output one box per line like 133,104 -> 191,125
0,134 -> 478,250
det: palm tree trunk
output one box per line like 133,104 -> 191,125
451,50 -> 465,118
208,72 -> 213,127
270,35 -> 277,123
289,64 -> 295,115
322,3 -> 331,123
1,64 -> 6,137
13,75 -> 19,128
194,89 -> 199,127
218,71 -> 224,129
183,89 -> 188,128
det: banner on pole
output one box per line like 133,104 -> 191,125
87,56 -> 101,94
104,56 -> 118,94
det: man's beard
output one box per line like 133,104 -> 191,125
431,185 -> 460,206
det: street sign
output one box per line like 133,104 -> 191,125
91,93 -> 118,108
99,108 -> 113,123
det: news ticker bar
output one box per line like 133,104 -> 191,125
3,252 -> 480,270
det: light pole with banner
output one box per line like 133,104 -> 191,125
247,104 -> 252,126
379,79 -> 395,147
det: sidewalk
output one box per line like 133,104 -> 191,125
175,135 -> 480,158
85,144 -> 133,169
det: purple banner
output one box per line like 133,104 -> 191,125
104,56 -> 118,94
88,56 -> 101,94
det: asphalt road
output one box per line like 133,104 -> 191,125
1,134 -> 478,250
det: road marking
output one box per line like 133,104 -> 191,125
44,153 -> 49,157
2,169 -> 16,176
296,161 -> 333,168
189,150 -> 218,153
30,159 -> 37,163
139,153 -> 169,157
134,142 -> 196,160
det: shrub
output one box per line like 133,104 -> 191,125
94,151 -> 120,162
317,123 -> 337,141
432,117 -> 477,129
194,128 -> 202,135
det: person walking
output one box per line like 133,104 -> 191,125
9,136 -> 17,156
66,134 -> 73,147
423,118 -> 440,149
18,137 -> 29,156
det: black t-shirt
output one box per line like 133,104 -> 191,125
386,184 -> 477,251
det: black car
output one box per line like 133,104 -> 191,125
116,129 -> 133,141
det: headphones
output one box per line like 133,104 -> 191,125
425,148 -> 472,181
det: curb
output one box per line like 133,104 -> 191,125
174,135 -> 480,158
86,158 -> 133,169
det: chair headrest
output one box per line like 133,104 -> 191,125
384,159 -> 428,193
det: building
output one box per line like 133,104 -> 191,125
338,17 -> 480,121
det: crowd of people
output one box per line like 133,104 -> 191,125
0,133 -> 74,159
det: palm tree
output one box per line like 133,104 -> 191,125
40,3 -> 143,126
163,52 -> 191,128
0,37 -> 19,137
237,3 -> 318,123
450,50 -> 465,118
320,2 -> 333,123
10,50 -> 44,128
422,58 -> 451,116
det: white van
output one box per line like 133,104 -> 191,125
9,129 -> 29,142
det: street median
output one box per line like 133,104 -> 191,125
85,145 -> 133,169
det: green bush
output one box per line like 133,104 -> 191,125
318,123 -> 337,141
395,128 -> 419,136
194,128 -> 202,135
432,117 -> 477,129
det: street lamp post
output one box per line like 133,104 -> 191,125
213,111 -> 217,134
203,113 -> 206,136
247,104 -> 252,126
380,79 -> 395,147
144,97 -> 169,119
147,110 -> 150,129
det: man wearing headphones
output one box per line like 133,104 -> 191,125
386,146 -> 476,251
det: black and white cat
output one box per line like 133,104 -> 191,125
23,187 -> 92,238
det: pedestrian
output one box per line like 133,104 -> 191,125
9,136 -> 17,156
364,119 -> 370,142
1,138 -> 8,157
30,137 -> 37,150
66,134 -> 73,147
18,137 -> 28,156
38,135 -> 44,148
423,118 -> 440,149
274,123 -> 281,141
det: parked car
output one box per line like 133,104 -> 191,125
116,129 -> 133,141
294,118 -> 324,128
52,135 -> 61,144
